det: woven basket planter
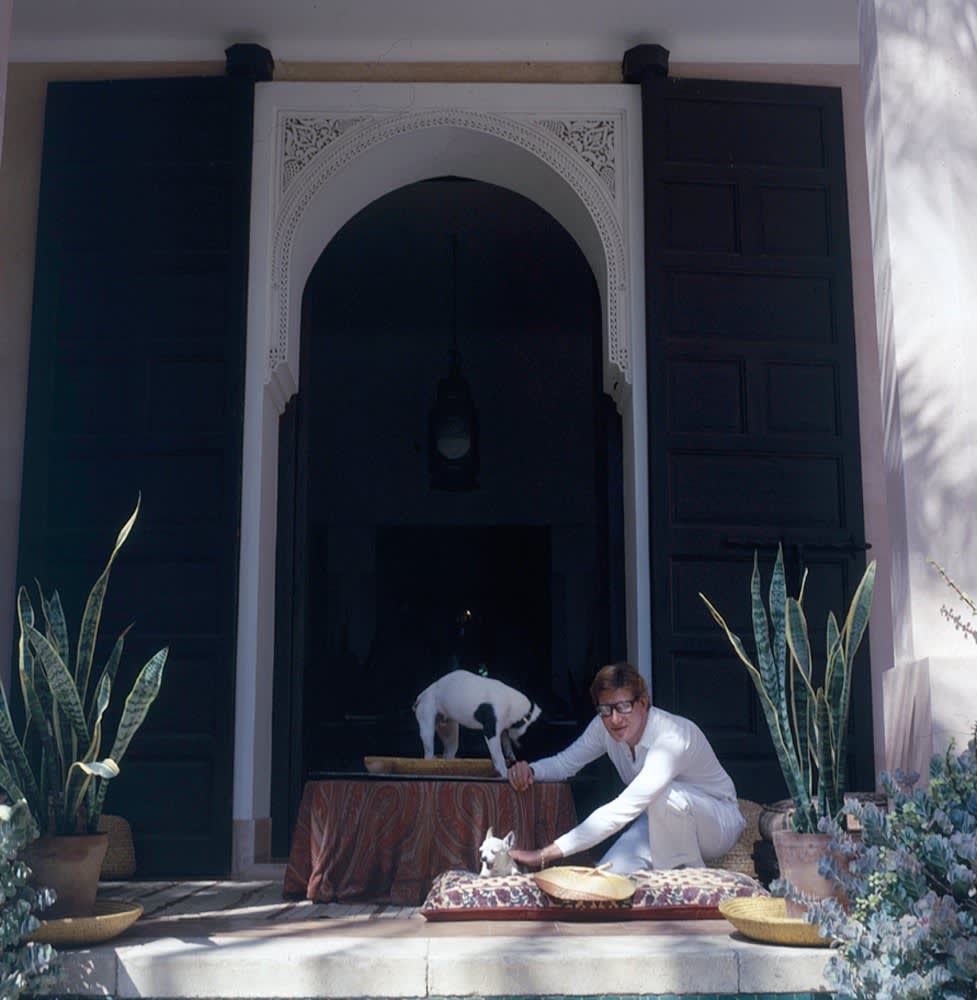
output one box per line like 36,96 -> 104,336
97,814 -> 137,879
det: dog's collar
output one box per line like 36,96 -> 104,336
510,703 -> 538,730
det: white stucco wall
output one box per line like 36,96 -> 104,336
859,0 -> 977,764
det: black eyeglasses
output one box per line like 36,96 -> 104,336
596,698 -> 638,718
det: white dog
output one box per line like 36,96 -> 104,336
478,827 -> 520,876
412,669 -> 541,777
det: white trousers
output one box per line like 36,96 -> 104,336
599,783 -> 745,873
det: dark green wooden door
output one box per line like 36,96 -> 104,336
19,74 -> 255,874
641,76 -> 873,803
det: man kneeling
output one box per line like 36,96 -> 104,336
507,662 -> 745,873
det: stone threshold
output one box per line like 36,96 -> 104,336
48,881 -> 833,998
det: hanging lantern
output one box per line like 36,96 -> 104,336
429,235 -> 479,491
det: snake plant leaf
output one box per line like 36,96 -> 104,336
785,598 -> 815,807
74,758 -> 119,779
75,497 -> 140,715
699,597 -> 787,739
824,611 -> 842,695
842,560 -> 876,666
32,592 -> 78,783
785,596 -> 817,771
16,589 -> 42,739
65,757 -> 120,826
785,597 -> 814,687
700,597 -> 761,677
837,562 -> 875,774
73,671 -> 112,830
768,548 -> 788,709
20,668 -> 63,829
76,671 -> 111,772
0,625 -> 44,812
108,647 -> 167,764
701,590 -> 809,816
41,591 -> 71,674
824,611 -> 847,799
24,623 -> 90,751
0,760 -> 27,808
753,553 -> 797,762
91,670 -> 112,733
0,689 -> 42,816
750,555 -> 777,701
814,689 -> 839,822
92,647 -> 167,820
87,629 -> 128,730
82,671 -> 113,828
752,555 -> 810,818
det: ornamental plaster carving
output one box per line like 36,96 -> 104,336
281,115 -> 369,193
536,119 -> 617,199
269,107 -> 631,408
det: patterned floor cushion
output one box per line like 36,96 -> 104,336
420,866 -> 768,921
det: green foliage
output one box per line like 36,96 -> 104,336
0,799 -> 58,1000
811,735 -> 977,999
700,547 -> 876,832
0,499 -> 168,835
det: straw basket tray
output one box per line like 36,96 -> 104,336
31,899 -> 143,947
533,865 -> 636,902
363,756 -> 498,777
718,896 -> 833,947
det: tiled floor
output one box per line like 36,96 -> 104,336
50,876 -> 835,998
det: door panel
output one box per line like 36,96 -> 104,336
19,75 -> 254,874
642,76 -> 872,804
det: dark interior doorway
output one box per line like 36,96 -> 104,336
271,177 -> 626,855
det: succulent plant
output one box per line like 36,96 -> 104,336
700,546 -> 876,833
0,499 -> 167,836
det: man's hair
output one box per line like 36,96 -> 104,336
589,662 -> 648,705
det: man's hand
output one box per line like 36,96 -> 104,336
507,760 -> 534,791
510,844 -> 561,869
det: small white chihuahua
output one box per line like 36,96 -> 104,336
413,669 -> 541,778
478,827 -> 520,876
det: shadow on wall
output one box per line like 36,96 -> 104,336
862,0 -> 977,765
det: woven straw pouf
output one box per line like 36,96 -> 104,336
97,814 -> 137,879
707,798 -> 763,878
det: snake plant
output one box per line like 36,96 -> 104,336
0,499 -> 168,836
700,547 -> 876,833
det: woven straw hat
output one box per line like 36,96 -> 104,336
533,864 -> 635,902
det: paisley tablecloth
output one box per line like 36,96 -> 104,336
283,777 -> 578,905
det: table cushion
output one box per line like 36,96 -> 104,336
420,866 -> 768,921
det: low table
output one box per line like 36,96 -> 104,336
284,775 -> 578,905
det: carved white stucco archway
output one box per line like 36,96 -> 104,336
235,82 -> 648,870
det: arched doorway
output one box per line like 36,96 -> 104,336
240,84 -> 646,868
271,177 -> 627,847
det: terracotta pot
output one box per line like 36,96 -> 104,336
772,829 -> 848,919
21,832 -> 109,919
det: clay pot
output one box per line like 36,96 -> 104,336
21,832 -> 109,919
772,829 -> 848,919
